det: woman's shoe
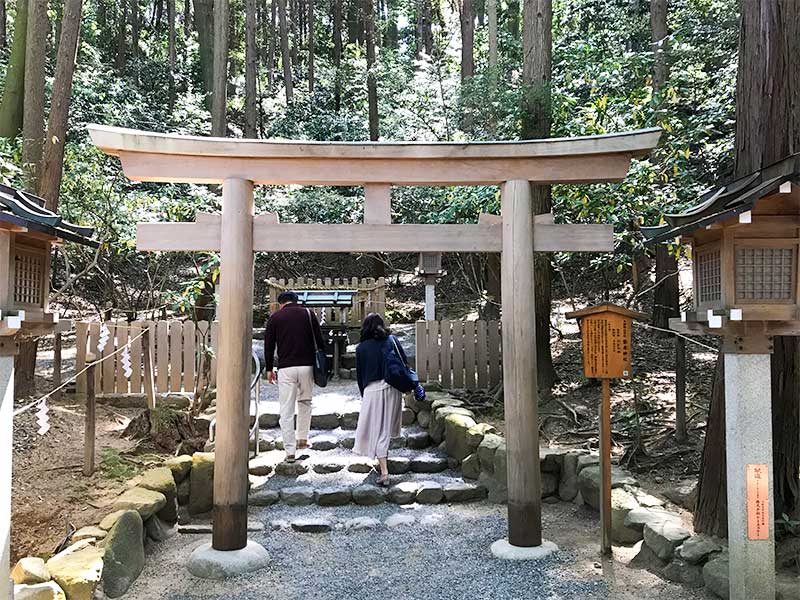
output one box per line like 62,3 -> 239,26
376,475 -> 391,487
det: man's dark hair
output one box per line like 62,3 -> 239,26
278,291 -> 299,304
360,313 -> 390,342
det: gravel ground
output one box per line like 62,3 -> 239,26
124,502 -> 713,600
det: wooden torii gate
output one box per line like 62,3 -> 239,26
88,124 -> 660,567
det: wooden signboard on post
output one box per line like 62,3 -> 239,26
566,303 -> 647,555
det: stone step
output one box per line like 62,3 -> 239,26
248,447 -> 451,478
248,473 -> 487,508
250,426 -> 433,454
257,407 -> 416,430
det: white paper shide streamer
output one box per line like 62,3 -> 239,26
121,345 -> 133,379
35,400 -> 50,435
98,324 -> 111,353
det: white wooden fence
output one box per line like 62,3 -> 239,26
75,320 -> 219,395
415,320 -> 502,390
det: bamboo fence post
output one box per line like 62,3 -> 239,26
142,327 -> 156,409
83,354 -> 97,476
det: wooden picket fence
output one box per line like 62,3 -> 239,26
415,320 -> 502,390
75,320 -> 219,396
266,277 -> 386,326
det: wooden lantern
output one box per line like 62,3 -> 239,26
566,303 -> 647,555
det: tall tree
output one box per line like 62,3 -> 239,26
211,0 -> 228,136
695,0 -> 800,535
0,0 -> 28,138
194,0 -> 214,96
131,0 -> 139,59
183,0 -> 191,35
364,0 -> 378,141
0,0 -> 6,49
245,0 -> 258,137
487,0 -> 497,70
277,0 -> 293,103
167,0 -> 177,109
459,0 -> 473,82
307,0 -> 314,93
415,0 -> 431,58
266,0 -> 276,89
650,0 -> 679,331
332,0 -> 342,108
520,0 -> 555,390
21,0 -> 48,190
115,0 -> 127,71
39,0 -> 84,211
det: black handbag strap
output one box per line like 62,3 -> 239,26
388,335 -> 408,367
307,309 -> 319,351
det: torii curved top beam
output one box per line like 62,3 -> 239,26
87,124 -> 662,186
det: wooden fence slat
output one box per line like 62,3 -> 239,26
130,322 -> 143,393
156,321 -> 169,392
440,320 -> 452,388
415,321 -> 428,380
114,323 -> 129,394
102,323 -> 116,394
183,320 -> 196,392
75,321 -> 88,394
169,321 -> 183,392
210,321 -> 220,385
89,323 -> 101,390
451,321 -> 464,388
427,320 -> 440,382
476,320 -> 488,389
463,321 -> 476,390
488,320 -> 501,386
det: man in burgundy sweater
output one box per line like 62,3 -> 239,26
264,291 -> 325,462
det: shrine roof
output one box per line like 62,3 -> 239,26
0,184 -> 99,247
641,153 -> 800,244
565,303 -> 648,321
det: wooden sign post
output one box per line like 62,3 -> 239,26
566,303 -> 646,555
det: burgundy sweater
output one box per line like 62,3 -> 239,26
264,303 -> 325,371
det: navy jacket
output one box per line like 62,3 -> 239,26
356,335 -> 408,396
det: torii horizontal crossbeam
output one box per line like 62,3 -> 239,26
87,125 -> 661,185
136,218 -> 613,253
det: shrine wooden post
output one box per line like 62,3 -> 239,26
566,303 -> 646,555
88,124 -> 660,571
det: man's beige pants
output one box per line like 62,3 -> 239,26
277,365 -> 314,456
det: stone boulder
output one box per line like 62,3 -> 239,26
478,471 -> 508,504
138,466 -> 178,522
776,536 -> 800,571
291,518 -> 332,533
662,558 -> 704,588
577,454 -> 600,473
466,423 -> 495,454
340,411 -> 360,429
624,507 -> 683,535
352,484 -> 386,506
610,488 -> 643,544
415,481 -> 444,504
558,452 -> 580,501
99,511 -> 127,531
388,482 -> 421,504
310,412 -> 340,430
429,396 -> 462,412
430,406 -> 474,444
112,487 -> 167,520
493,443 -> 507,486
443,482 -> 487,502
46,544 -> 104,600
310,434 -> 338,451
702,556 -> 729,599
101,510 -> 145,598
280,486 -> 315,506
387,456 -> 411,474
11,557 -> 50,585
163,455 -> 193,483
189,452 -> 215,514
409,455 -> 448,473
249,488 -> 280,506
402,408 -> 415,426
663,481 -> 698,511
461,453 -> 480,480
406,431 -> 430,450
542,473 -> 558,498
316,486 -> 352,506
477,434 -> 504,474
677,535 -> 723,565
72,526 -> 107,543
643,521 -> 691,561
177,479 -> 190,506
540,448 -> 565,473
417,410 -> 432,428
144,516 -> 172,542
13,582 -> 66,600
577,465 -> 638,510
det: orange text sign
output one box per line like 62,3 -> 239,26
580,313 -> 633,379
746,464 -> 770,540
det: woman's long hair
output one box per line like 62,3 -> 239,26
360,313 -> 390,342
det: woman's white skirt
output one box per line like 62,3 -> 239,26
353,381 -> 403,459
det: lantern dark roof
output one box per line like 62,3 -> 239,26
641,153 -> 800,245
0,184 -> 98,247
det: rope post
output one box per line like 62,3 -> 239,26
83,353 -> 97,477
52,332 -> 62,401
142,327 -> 156,409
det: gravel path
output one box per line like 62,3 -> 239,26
124,502 -> 712,600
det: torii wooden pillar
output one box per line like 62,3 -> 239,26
88,125 -> 660,557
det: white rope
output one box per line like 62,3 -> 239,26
632,321 -> 719,352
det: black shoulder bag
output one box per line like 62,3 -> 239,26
307,309 -> 328,388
